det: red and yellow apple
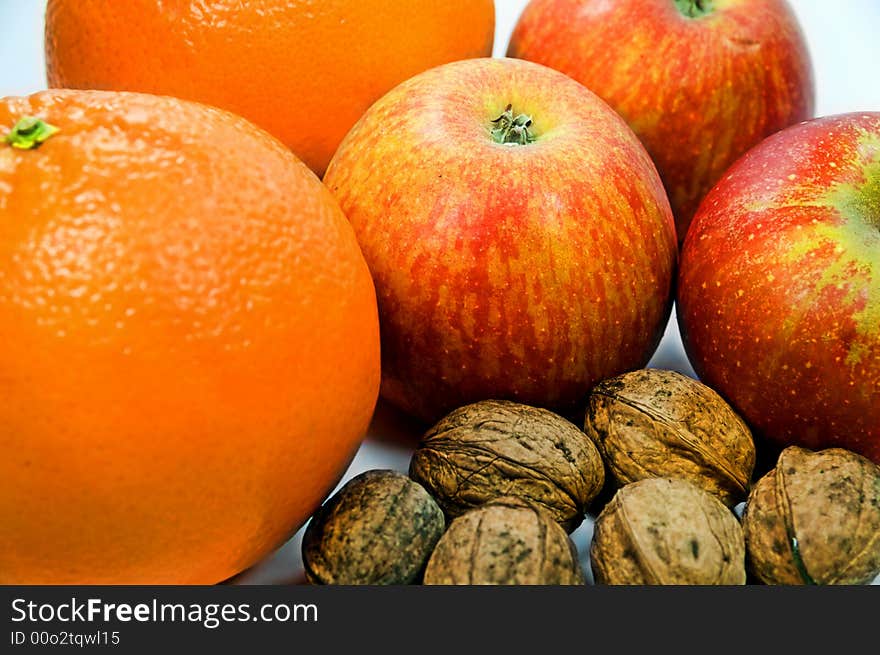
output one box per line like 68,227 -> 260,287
324,57 -> 677,423
507,0 -> 815,243
678,112 -> 880,464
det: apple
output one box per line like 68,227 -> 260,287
677,112 -> 880,464
324,57 -> 677,424
507,0 -> 815,244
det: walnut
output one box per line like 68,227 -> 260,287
590,477 -> 746,585
301,470 -> 445,585
742,446 -> 880,585
422,496 -> 584,585
409,399 -> 604,532
584,368 -> 755,506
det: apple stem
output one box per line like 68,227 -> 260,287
490,104 -> 536,146
4,116 -> 60,150
674,0 -> 714,19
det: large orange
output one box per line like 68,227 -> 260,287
44,0 -> 496,176
0,89 -> 381,584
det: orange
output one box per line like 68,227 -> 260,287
44,0 -> 497,176
0,89 -> 381,584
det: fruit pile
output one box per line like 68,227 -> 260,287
1,0 -> 877,585
301,383 -> 880,585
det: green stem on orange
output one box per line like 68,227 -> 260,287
674,0 -> 715,19
490,104 -> 536,146
4,116 -> 60,150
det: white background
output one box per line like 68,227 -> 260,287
1,1 -> 878,585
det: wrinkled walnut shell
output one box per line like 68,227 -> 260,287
409,399 -> 604,532
423,496 -> 584,585
742,446 -> 880,585
584,369 -> 755,506
302,470 -> 445,585
591,477 -> 746,585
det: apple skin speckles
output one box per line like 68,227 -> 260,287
678,112 -> 880,465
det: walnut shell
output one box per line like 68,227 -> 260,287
302,470 -> 445,585
742,446 -> 880,585
584,369 -> 755,506
422,496 -> 584,585
409,399 -> 604,532
591,477 -> 746,585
